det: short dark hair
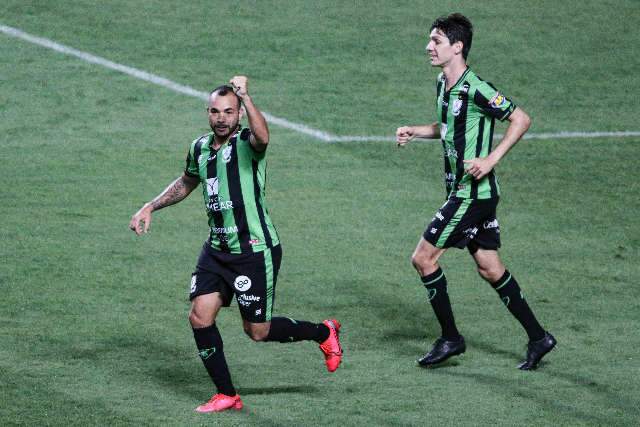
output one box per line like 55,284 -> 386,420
430,13 -> 473,60
209,85 -> 241,107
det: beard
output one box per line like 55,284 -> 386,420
210,120 -> 239,139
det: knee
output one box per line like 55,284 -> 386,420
411,252 -> 437,276
411,253 -> 436,271
477,266 -> 504,283
189,308 -> 212,329
243,324 -> 269,342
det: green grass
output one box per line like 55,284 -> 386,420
1,1 -> 639,425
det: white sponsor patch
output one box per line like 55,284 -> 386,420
206,177 -> 219,196
190,275 -> 197,293
234,275 -> 252,292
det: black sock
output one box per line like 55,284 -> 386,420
491,271 -> 545,341
421,268 -> 461,340
264,317 -> 330,343
192,324 -> 236,396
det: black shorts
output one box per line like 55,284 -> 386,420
189,243 -> 282,323
423,197 -> 501,252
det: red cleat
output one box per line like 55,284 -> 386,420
195,393 -> 243,413
319,319 -> 343,372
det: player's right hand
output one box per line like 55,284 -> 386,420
129,203 -> 153,235
396,126 -> 415,146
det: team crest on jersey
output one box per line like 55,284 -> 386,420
490,93 -> 506,108
452,99 -> 463,116
206,177 -> 219,196
222,145 -> 233,163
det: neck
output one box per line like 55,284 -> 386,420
442,60 -> 468,89
212,135 -> 227,149
211,126 -> 238,149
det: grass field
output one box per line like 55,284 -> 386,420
2,1 -> 639,425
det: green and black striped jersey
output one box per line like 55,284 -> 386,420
436,67 -> 516,199
184,128 -> 279,254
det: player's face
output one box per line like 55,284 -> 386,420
207,93 -> 241,139
425,29 -> 459,67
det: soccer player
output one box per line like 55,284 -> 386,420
129,76 -> 342,413
395,14 -> 556,370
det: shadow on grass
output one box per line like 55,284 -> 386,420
430,368 -> 640,424
240,385 -> 319,395
471,339 -> 522,362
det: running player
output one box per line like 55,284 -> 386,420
130,76 -> 342,413
395,14 -> 556,370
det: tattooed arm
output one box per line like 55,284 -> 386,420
129,173 -> 200,235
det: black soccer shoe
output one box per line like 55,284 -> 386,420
417,336 -> 466,367
518,332 -> 557,371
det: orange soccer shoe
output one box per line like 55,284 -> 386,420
319,319 -> 343,372
195,393 -> 243,413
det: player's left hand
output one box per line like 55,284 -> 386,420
230,76 -> 249,98
464,157 -> 496,180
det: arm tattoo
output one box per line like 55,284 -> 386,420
150,177 -> 191,211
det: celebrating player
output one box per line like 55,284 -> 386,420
396,14 -> 556,370
130,76 -> 342,413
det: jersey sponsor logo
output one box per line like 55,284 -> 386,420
211,225 -> 238,234
255,309 -> 262,316
460,83 -> 470,94
452,99 -> 463,116
206,177 -> 219,196
190,274 -> 197,293
222,145 -> 233,163
483,219 -> 499,229
490,93 -> 506,108
234,275 -> 252,292
445,173 -> 455,181
445,147 -> 458,159
435,211 -> 445,221
208,200 -> 234,212
440,123 -> 448,141
430,227 -> 438,234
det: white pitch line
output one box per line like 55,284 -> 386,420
0,23 -> 335,142
2,24 -> 639,144
330,131 -> 640,143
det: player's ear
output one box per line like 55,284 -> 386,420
454,40 -> 464,55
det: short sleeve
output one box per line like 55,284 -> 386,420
239,128 -> 266,160
184,137 -> 205,177
473,81 -> 516,121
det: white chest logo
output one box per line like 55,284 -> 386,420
206,177 -> 219,196
222,146 -> 233,163
452,99 -> 463,116
234,275 -> 252,292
